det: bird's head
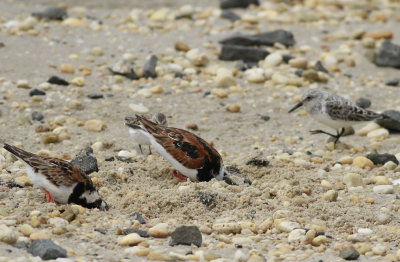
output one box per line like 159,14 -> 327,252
288,90 -> 323,113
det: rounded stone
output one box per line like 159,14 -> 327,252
84,120 -> 106,132
120,233 -> 144,246
352,156 -> 374,169
148,223 -> 169,238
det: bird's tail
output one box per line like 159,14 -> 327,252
3,143 -> 34,160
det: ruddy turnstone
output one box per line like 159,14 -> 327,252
288,89 -> 383,143
125,115 -> 235,184
3,143 -> 108,210
126,113 -> 167,154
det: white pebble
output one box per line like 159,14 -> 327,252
129,103 -> 149,113
373,185 -> 394,194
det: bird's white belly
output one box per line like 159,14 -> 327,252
24,163 -> 75,204
311,113 -> 354,130
129,128 -> 150,145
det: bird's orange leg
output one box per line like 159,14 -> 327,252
172,170 -> 186,181
44,190 -> 55,203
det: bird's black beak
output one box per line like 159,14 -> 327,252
288,101 -> 303,113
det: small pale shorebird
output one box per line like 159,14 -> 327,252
125,115 -> 235,184
288,89 -> 383,143
3,143 -> 108,210
126,113 -> 167,154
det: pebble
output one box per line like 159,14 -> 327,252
376,212 -> 391,224
245,68 -> 265,83
258,218 -> 273,233
28,239 -> 67,260
373,185 -> 394,194
366,153 -> 399,165
30,231 -> 51,241
130,212 -> 146,224
84,119 -> 106,132
311,235 -> 328,246
20,224 -> 34,237
263,52 -> 282,68
363,31 -> 393,40
219,45 -> 269,62
211,88 -> 228,98
220,0 -> 259,9
361,38 -> 376,48
143,55 -> 158,79
288,228 -> 306,242
32,111 -> 44,121
373,176 -> 390,185
42,133 -> 60,144
227,104 -> 240,113
339,247 -> 360,260
367,128 -> 389,139
149,223 -> 169,238
71,77 -> 85,87
129,103 -> 149,114
352,156 -> 374,169
119,233 -> 144,246
71,149 -> 98,174
60,64 -> 75,74
275,220 -> 300,233
383,161 -> 397,170
175,41 -> 190,52
0,224 -> 17,244
17,80 -> 29,88
343,173 -> 363,187
375,40 -> 400,68
212,222 -> 241,234
356,97 -> 371,109
150,85 -> 164,94
321,180 -> 333,189
62,17 -> 87,27
372,244 -> 387,256
150,8 -> 168,22
137,88 -> 153,98
376,110 -> 400,131
215,68 -> 236,87
356,122 -> 381,136
32,7 -> 67,20
15,176 -> 31,186
323,190 -> 338,201
289,57 -> 308,69
169,226 -> 202,247
186,49 -> 209,67
186,124 -> 198,130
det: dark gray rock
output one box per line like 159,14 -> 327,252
130,212 -> 146,224
87,94 -> 104,99
220,30 -> 295,47
314,61 -> 329,74
385,79 -> 400,86
339,247 -> 360,260
94,228 -> 107,235
356,97 -> 371,109
48,76 -> 69,86
143,55 -> 158,78
71,147 -> 98,175
375,40 -> 400,68
220,0 -> 259,9
376,110 -> 400,131
366,153 -> 399,165
32,7 -> 67,20
260,115 -> 270,121
169,226 -> 202,247
31,111 -> 44,121
219,45 -> 269,62
221,10 -> 241,21
29,89 -> 46,96
122,228 -> 149,237
246,157 -> 269,167
197,191 -> 216,207
28,239 -> 67,260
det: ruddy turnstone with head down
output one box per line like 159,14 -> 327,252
125,115 -> 235,184
3,143 -> 108,210
288,89 -> 383,143
126,112 -> 167,154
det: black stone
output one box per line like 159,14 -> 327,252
31,111 -> 44,121
220,0 -> 260,9
197,191 -> 216,207
339,247 -> 360,260
13,242 -> 28,250
221,10 -> 241,21
283,149 -> 295,155
116,156 -> 133,163
28,239 -> 67,260
130,212 -> 146,224
366,153 -> 399,165
94,228 -> 107,235
260,115 -> 270,121
219,45 -> 269,62
220,30 -> 295,47
7,182 -> 23,188
143,55 -> 158,78
169,226 -> 202,247
87,94 -> 104,99
294,70 -> 303,77
105,156 -> 115,162
174,72 -> 185,78
376,110 -> 400,131
385,79 -> 400,86
375,40 -> 400,68
48,76 -> 69,86
29,89 -> 46,96
122,228 -> 149,237
314,61 -> 329,74
71,147 -> 98,175
32,7 -> 67,20
108,68 -> 139,80
246,157 -> 269,167
356,97 -> 371,109
282,55 -> 295,63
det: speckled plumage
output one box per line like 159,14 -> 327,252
3,144 -> 108,210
